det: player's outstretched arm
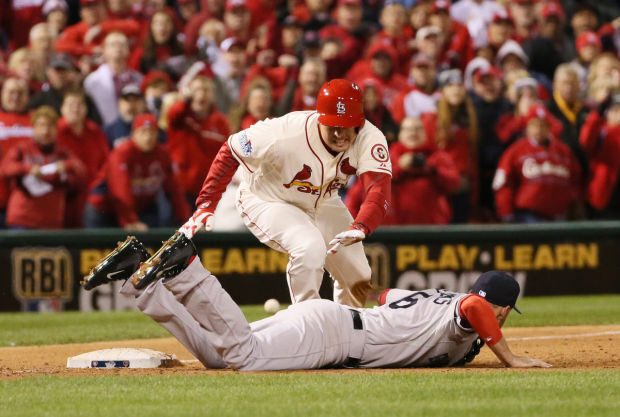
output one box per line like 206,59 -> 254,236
180,142 -> 240,238
489,337 -> 552,368
327,172 -> 390,254
459,295 -> 552,368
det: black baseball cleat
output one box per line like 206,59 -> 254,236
132,231 -> 197,290
81,236 -> 151,290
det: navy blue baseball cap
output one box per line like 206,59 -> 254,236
472,271 -> 522,314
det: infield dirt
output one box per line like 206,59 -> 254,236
1,325 -> 618,379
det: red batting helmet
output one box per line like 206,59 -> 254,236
316,79 -> 365,128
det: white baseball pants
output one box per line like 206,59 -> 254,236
236,191 -> 372,307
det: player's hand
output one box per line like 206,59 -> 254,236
180,202 -> 215,238
327,228 -> 366,254
508,355 -> 552,368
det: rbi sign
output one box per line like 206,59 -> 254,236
337,101 -> 346,114
12,247 -> 73,302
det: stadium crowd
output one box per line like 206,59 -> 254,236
1,0 -> 620,230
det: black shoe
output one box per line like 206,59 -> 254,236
81,236 -> 150,290
132,231 -> 197,290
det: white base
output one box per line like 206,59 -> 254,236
67,348 -> 178,369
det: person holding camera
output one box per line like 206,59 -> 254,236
346,116 -> 460,225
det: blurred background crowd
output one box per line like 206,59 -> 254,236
1,0 -> 620,231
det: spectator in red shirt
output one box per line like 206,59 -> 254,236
347,40 -> 408,108
85,113 -> 190,230
57,91 -> 110,227
167,75 -> 231,203
345,115 -> 460,225
493,104 -> 582,223
375,0 -> 413,76
0,77 -> 34,227
318,0 -> 369,79
128,10 -> 186,76
579,93 -> 620,218
5,0 -> 45,50
54,0 -> 140,58
390,53 -> 440,124
428,0 -> 474,72
0,106 -> 85,229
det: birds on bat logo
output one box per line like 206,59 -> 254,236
283,164 -> 321,194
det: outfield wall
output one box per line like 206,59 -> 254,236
0,221 -> 618,312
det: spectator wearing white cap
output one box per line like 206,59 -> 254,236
496,39 -> 552,95
390,53 -> 440,124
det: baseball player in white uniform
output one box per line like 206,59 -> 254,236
82,232 -> 551,370
179,79 -> 392,307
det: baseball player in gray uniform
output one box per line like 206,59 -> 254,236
178,79 -> 392,308
82,232 -> 551,370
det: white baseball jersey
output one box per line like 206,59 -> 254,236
227,111 -> 392,210
125,259 -> 483,370
222,111 -> 391,307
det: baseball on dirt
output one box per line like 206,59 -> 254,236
264,298 -> 280,314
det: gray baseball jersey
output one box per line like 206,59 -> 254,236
122,259 -> 482,370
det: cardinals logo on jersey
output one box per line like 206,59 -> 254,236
284,164 -> 312,188
340,158 -> 357,175
283,164 -> 322,195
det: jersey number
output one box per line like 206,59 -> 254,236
388,291 -> 431,309
388,290 -> 457,309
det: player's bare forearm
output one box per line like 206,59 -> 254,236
489,338 -> 552,368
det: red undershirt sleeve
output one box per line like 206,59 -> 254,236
352,171 -> 391,235
195,142 -> 240,209
459,295 -> 504,347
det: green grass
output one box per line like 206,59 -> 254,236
3,372 -> 619,417
1,295 -> 619,347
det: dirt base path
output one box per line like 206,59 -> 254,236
1,325 -> 619,379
